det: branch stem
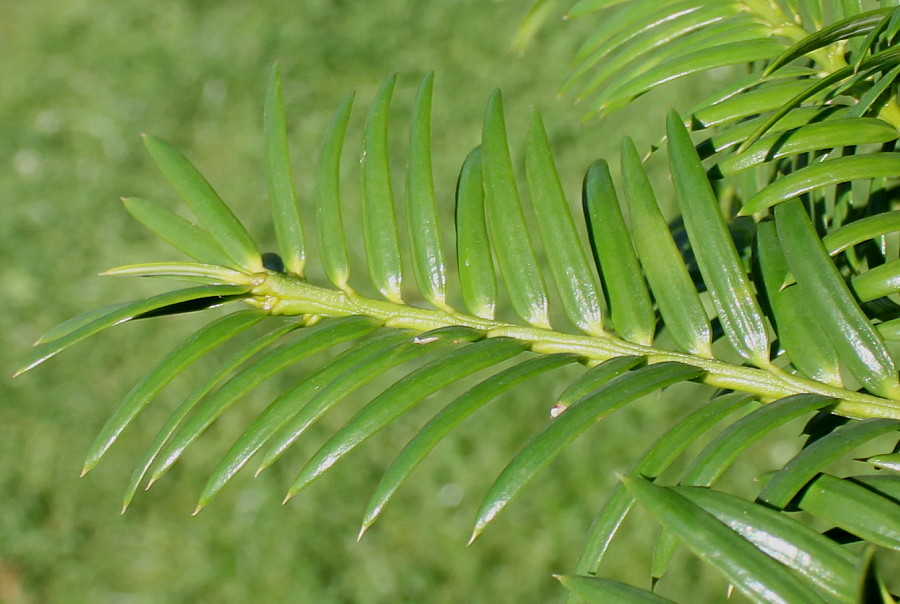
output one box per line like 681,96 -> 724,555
250,271 -> 900,420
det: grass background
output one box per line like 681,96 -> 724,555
0,1 -> 825,602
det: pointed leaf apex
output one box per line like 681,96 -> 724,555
191,505 -> 203,517
356,525 -> 369,542
281,493 -> 293,505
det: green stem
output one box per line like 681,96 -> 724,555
248,271 -> 900,420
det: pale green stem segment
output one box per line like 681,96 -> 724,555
526,110 -> 605,336
406,71 -> 449,310
482,90 -> 551,329
456,147 -> 497,320
361,75 -> 404,303
316,91 -> 355,291
246,270 -> 900,420
142,134 -> 262,272
668,111 -> 770,367
264,63 -> 306,277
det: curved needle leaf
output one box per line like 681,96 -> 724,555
573,393 -> 756,578
526,111 -> 605,336
651,394 -> 834,580
101,263 -> 250,285
198,330 -> 416,509
471,362 -> 702,541
456,147 -> 497,319
148,316 -> 381,483
675,486 -> 857,601
123,319 -> 304,510
592,38 -> 784,116
863,452 -> 900,471
316,92 -> 355,290
286,337 -> 526,498
822,211 -> 900,256
682,394 -> 834,488
719,118 -> 898,176
33,301 -> 133,346
264,63 -> 306,276
620,137 -> 711,357
556,575 -> 677,604
582,160 -> 654,345
142,134 -> 262,271
774,199 -> 900,399
740,46 -> 900,151
755,223 -> 842,385
482,90 -> 551,329
852,258 -> 900,302
122,197 -> 236,268
361,74 -> 404,303
81,310 -> 265,474
17,285 -> 251,377
259,326 -> 484,473
360,353 -> 578,534
667,111 -> 769,365
556,356 -> 644,408
694,80 -> 816,129
406,71 -> 448,309
798,473 -> 900,551
758,418 -> 900,509
566,3 -> 743,100
851,474 -> 900,499
741,153 -> 900,215
566,0 -> 631,19
764,7 -> 896,76
623,477 -> 828,604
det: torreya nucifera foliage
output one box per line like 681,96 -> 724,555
17,1 -> 900,601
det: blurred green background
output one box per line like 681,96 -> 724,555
2,1 -> 754,602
